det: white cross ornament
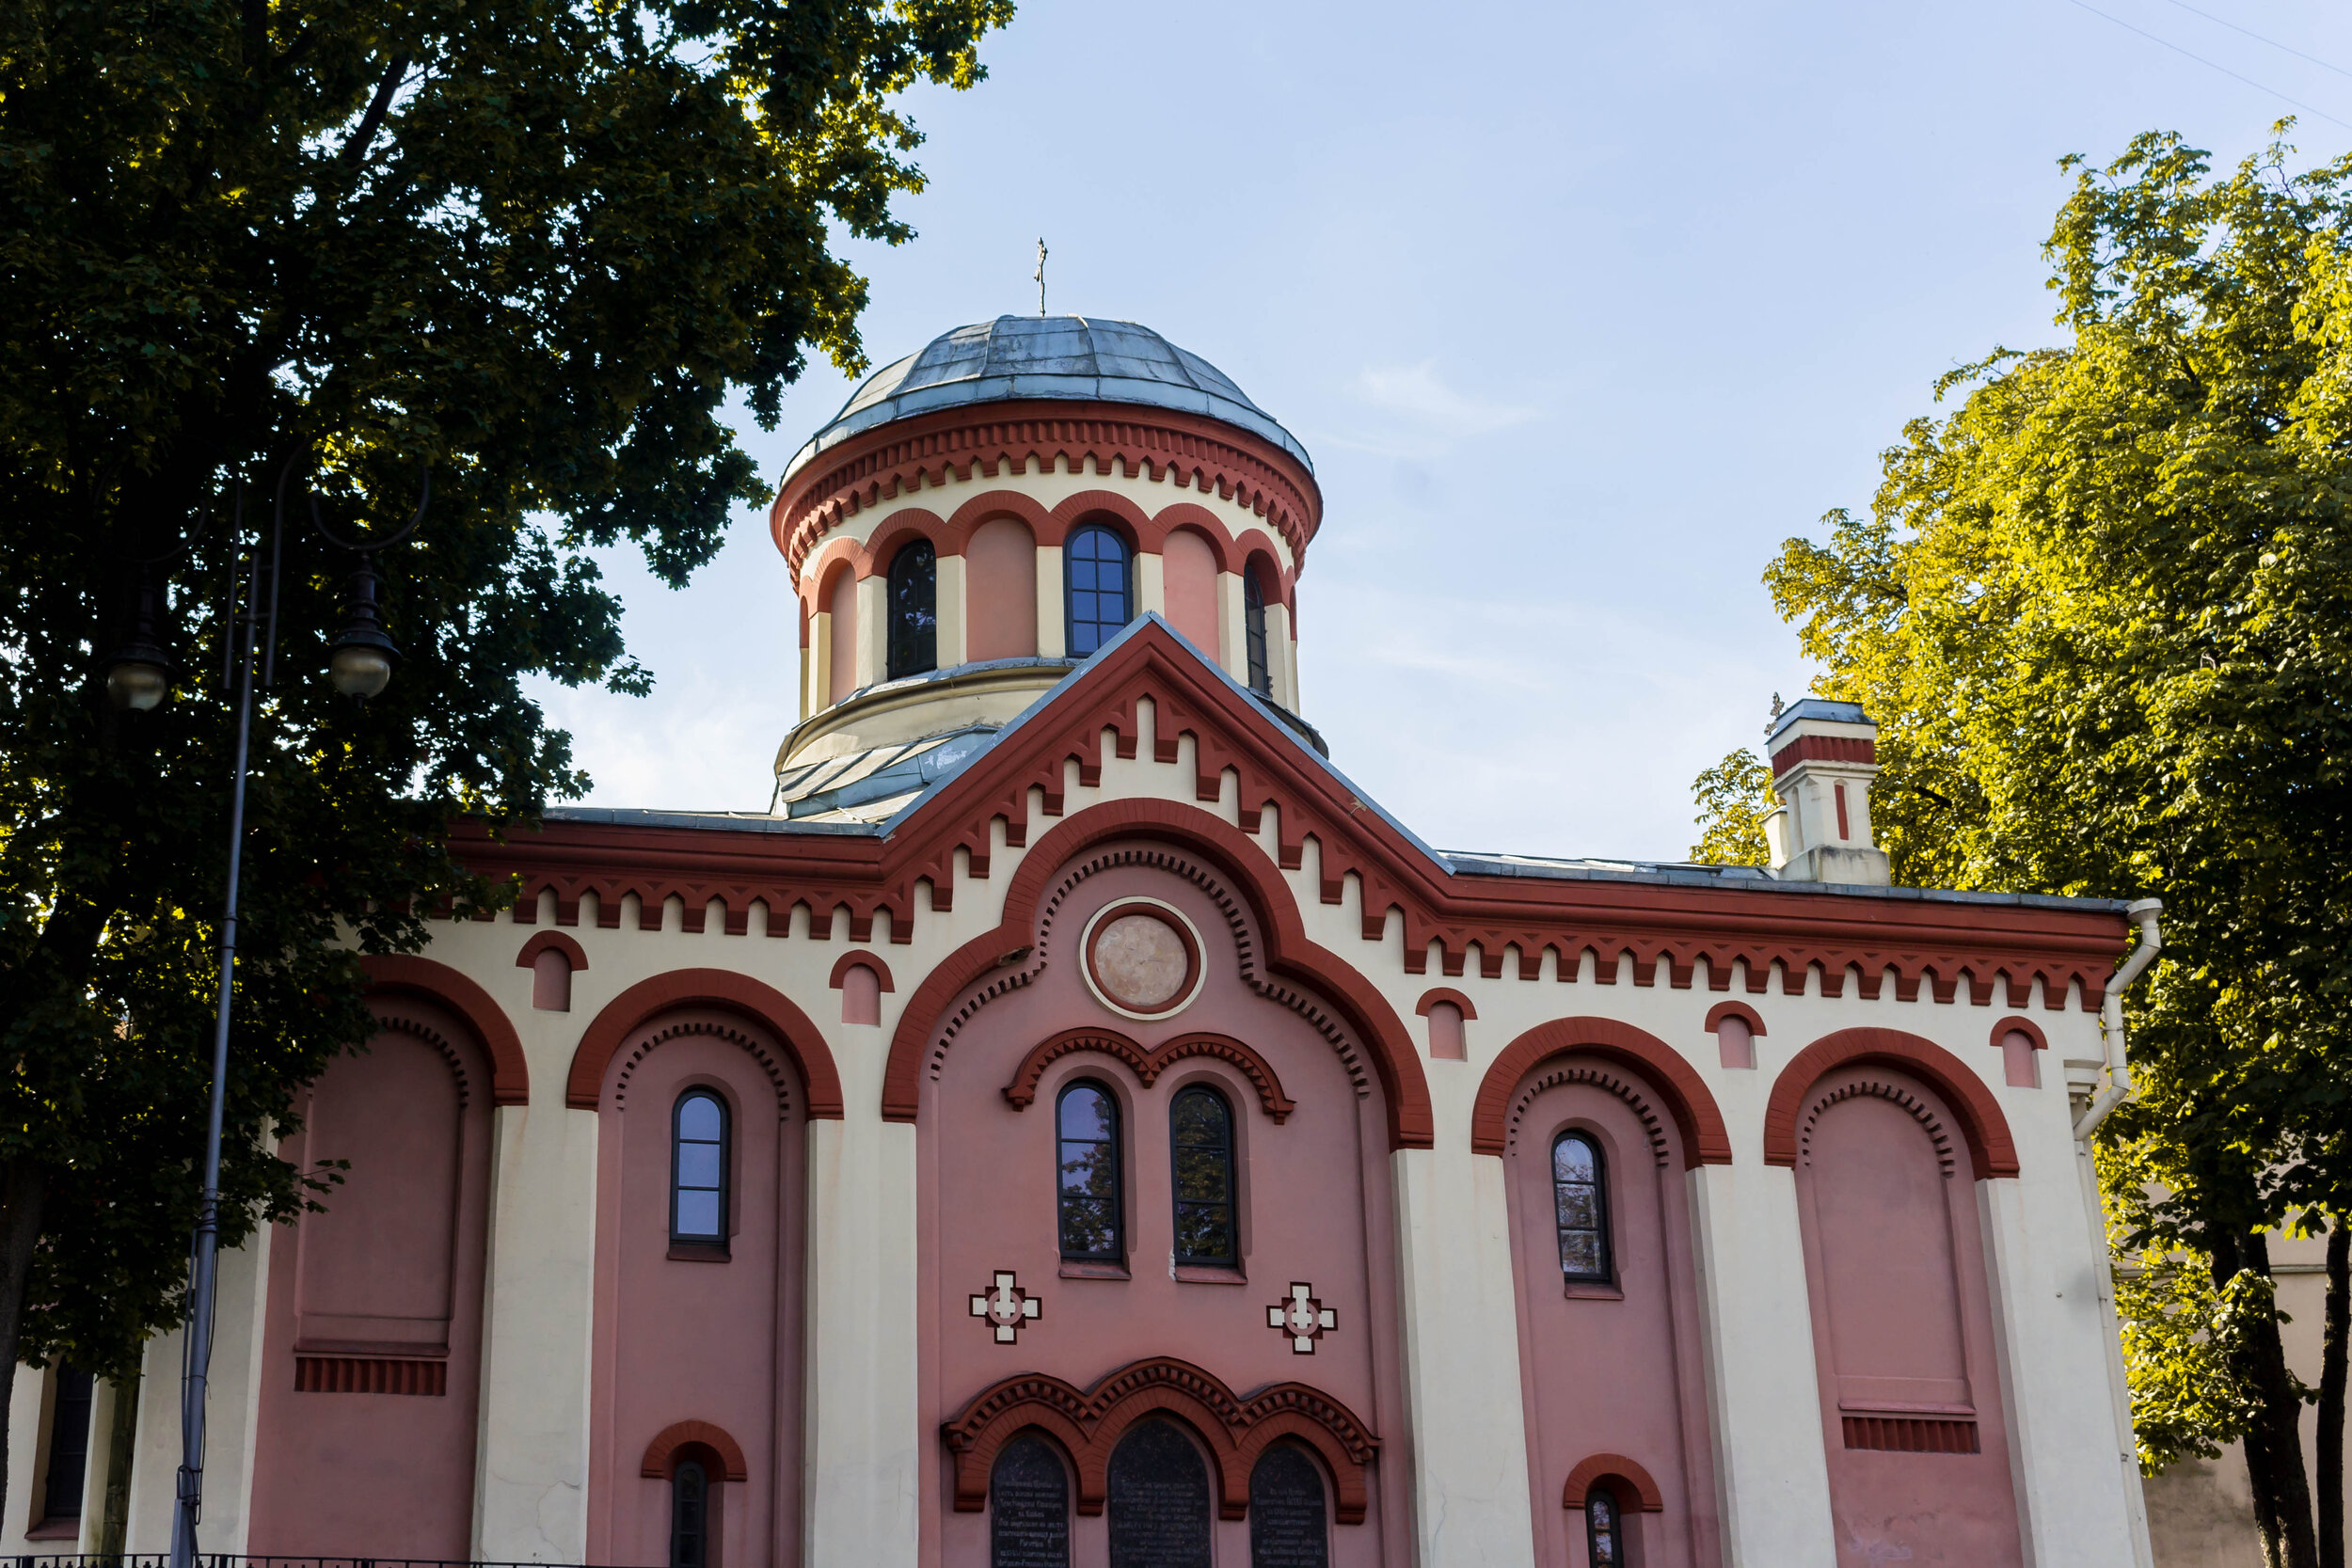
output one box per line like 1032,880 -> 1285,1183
970,1271 -> 1041,1344
1267,1282 -> 1337,1354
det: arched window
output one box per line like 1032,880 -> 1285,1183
1170,1085 -> 1236,1267
887,538 -> 938,678
672,1090 -> 728,1247
1552,1132 -> 1610,1283
1585,1485 -> 1624,1568
1057,1081 -> 1123,1262
1243,566 -> 1272,696
670,1458 -> 710,1568
1065,524 -> 1133,657
40,1363 -> 93,1527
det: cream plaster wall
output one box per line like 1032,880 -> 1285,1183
933,553 -> 967,669
1035,549 -> 1066,658
855,576 -> 885,690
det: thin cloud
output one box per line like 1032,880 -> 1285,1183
1347,360 -> 1538,440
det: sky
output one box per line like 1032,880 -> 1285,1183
532,0 -> 2352,862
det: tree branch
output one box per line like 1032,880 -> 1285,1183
336,56 -> 410,172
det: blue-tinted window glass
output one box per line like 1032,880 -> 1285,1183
1553,1132 -> 1610,1282
1065,526 -> 1132,656
1057,1082 -> 1122,1261
673,1090 -> 728,1244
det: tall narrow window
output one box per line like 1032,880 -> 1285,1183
673,1090 -> 728,1247
41,1364 -> 94,1524
670,1458 -> 710,1568
1057,1082 -> 1123,1262
1553,1132 -> 1610,1283
1243,567 -> 1272,697
1585,1486 -> 1623,1568
1065,525 -> 1132,657
1170,1085 -> 1236,1268
887,538 -> 938,678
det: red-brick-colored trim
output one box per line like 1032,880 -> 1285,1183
771,401 -> 1323,578
1563,1453 -> 1664,1512
567,969 -> 845,1118
1470,1019 -> 1731,1165
1769,734 -> 1877,774
1084,899 -> 1202,1016
941,1357 -> 1375,1523
1703,1000 -> 1764,1036
1993,1015 -> 2048,1053
1763,1027 -> 2018,1179
451,622 -> 2128,1014
829,951 -> 896,992
1414,987 -> 1478,1021
641,1419 -> 749,1481
882,797 -> 1433,1148
1001,1027 -> 1295,1123
294,1355 -> 448,1397
361,955 -> 531,1108
515,930 -> 589,972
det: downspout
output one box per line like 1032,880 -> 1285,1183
2074,897 -> 2163,1141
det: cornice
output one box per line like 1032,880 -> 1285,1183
768,399 -> 1323,579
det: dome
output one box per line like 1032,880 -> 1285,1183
782,315 -> 1312,480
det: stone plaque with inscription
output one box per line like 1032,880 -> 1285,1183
991,1433 -> 1070,1568
1248,1443 -> 1329,1568
1107,1419 -> 1212,1568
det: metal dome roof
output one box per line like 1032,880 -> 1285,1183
782,315 -> 1311,480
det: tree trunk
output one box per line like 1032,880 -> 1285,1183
2225,1228 -> 2323,1568
97,1359 -> 141,1555
2321,1220 -> 2349,1568
0,1157 -> 48,1529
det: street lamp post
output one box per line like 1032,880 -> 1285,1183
103,458 -> 426,1568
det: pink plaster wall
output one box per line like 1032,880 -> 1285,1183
1161,529 -> 1219,655
1795,1067 -> 2023,1567
964,517 -> 1039,661
826,566 -> 856,703
247,998 -> 493,1557
1504,1072 -> 1721,1568
588,1010 -> 806,1568
918,849 -> 1410,1568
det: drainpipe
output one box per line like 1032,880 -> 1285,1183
2074,898 -> 2163,1142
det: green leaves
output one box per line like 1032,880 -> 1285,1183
0,0 -> 1010,1381
1686,749 -> 1772,866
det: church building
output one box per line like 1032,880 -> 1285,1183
7,316 -> 2157,1567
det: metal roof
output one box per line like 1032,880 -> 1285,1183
782,315 -> 1313,481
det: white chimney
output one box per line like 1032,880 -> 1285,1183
1761,699 -> 1891,886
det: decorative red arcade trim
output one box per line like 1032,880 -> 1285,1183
515,930 -> 589,972
567,969 -> 845,1118
1470,1019 -> 1732,1165
1563,1453 -> 1664,1512
771,401 -> 1323,578
882,797 -> 1433,1149
641,1419 -> 749,1481
1769,734 -> 1876,774
1001,1027 -> 1295,1123
361,955 -> 531,1108
1703,1000 -> 1765,1036
941,1356 -> 1375,1524
829,950 -> 897,991
1992,1015 -> 2048,1053
1414,988 -> 1477,1021
449,622 -> 2129,1014
1763,1027 -> 2019,1180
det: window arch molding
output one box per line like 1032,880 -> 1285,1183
1762,1026 -> 2018,1179
568,969 -> 846,1118
1471,1017 -> 1732,1165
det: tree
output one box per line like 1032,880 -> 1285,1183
1692,127 -> 2352,1568
1687,748 -> 1772,865
0,0 -> 1011,1520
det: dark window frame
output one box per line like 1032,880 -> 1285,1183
1064,524 -> 1134,657
1056,1080 -> 1125,1264
670,1457 -> 712,1568
1169,1084 -> 1238,1269
1552,1130 -> 1612,1284
1585,1482 -> 1624,1567
887,538 -> 939,679
1243,566 -> 1272,697
40,1363 -> 94,1524
671,1088 -> 730,1252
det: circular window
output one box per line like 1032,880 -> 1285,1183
1081,899 -> 1204,1020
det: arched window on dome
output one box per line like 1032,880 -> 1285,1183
887,538 -> 938,678
1243,565 -> 1273,697
1553,1132 -> 1611,1284
1057,1081 -> 1123,1263
1065,525 -> 1133,657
